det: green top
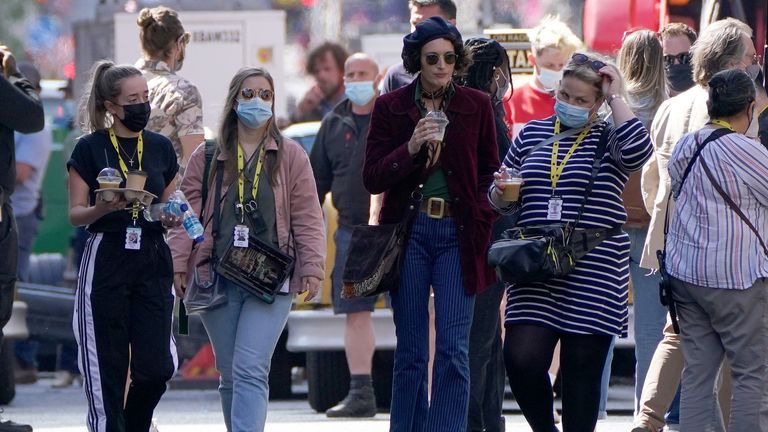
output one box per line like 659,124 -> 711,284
216,155 -> 278,258
413,77 -> 453,200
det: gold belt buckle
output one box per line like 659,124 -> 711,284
426,197 -> 445,219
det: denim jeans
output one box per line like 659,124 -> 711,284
390,213 -> 475,432
598,337 -> 615,416
200,279 -> 293,432
627,227 -> 668,411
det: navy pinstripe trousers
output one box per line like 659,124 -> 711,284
390,212 -> 475,432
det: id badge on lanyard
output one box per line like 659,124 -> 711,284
125,227 -> 142,250
547,196 -> 563,221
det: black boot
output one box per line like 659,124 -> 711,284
326,375 -> 376,418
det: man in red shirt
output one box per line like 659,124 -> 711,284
505,16 -> 582,138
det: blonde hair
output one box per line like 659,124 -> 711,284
618,30 -> 666,118
528,15 -> 583,57
563,52 -> 625,101
691,18 -> 752,87
137,6 -> 185,60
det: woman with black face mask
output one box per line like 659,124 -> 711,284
67,60 -> 181,432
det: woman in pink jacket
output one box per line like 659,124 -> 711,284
168,67 -> 325,432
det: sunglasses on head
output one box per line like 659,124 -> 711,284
424,52 -> 457,66
664,52 -> 692,66
571,53 -> 606,72
240,88 -> 274,102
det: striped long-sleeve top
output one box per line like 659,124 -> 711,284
667,127 -> 768,289
494,116 -> 653,336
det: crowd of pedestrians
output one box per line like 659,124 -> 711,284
1,0 -> 768,432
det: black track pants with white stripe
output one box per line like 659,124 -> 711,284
74,231 -> 178,432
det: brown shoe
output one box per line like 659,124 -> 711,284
13,367 -> 37,385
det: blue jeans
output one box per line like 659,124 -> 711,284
200,279 -> 293,432
627,227 -> 676,417
390,213 -> 475,432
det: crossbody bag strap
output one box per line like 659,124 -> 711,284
212,160 -> 224,262
570,124 -> 610,230
700,157 -> 768,256
662,128 -> 734,239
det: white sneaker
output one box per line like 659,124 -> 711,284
149,418 -> 159,432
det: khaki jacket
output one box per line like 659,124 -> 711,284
640,86 -> 710,269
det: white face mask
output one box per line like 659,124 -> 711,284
746,105 -> 759,138
537,67 -> 563,91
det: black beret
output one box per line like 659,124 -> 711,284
402,16 -> 462,60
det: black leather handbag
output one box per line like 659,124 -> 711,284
487,125 -> 614,285
341,187 -> 423,299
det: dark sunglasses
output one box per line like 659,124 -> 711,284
241,87 -> 274,102
663,52 -> 692,66
424,52 -> 457,66
571,53 -> 606,72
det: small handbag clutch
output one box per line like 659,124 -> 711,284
216,236 -> 295,304
341,222 -> 408,299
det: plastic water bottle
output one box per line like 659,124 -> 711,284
181,209 -> 205,244
167,190 -> 190,216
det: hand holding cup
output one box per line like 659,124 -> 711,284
493,166 -> 523,202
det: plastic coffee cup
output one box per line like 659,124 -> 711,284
500,169 -> 523,202
425,111 -> 449,142
97,168 -> 123,201
126,170 -> 148,191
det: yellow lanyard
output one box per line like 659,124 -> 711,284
237,141 -> 266,209
550,118 -> 591,190
710,119 -> 734,131
108,128 -> 143,178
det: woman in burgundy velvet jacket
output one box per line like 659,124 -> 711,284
362,16 -> 499,432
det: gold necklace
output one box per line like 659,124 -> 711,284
117,141 -> 138,166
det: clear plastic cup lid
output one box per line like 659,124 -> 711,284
97,167 -> 123,182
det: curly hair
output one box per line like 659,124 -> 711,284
402,37 -> 472,76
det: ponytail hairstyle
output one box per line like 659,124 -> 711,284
78,60 -> 142,132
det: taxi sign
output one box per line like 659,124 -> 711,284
484,28 -> 533,73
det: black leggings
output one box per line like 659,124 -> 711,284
503,324 -> 612,432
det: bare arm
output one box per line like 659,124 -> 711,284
68,170 -> 126,226
368,193 -> 382,225
15,163 -> 33,184
179,134 -> 204,168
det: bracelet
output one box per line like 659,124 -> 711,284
606,94 -> 622,106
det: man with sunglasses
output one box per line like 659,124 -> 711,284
660,23 -> 697,96
309,53 -> 382,418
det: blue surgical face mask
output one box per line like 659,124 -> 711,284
554,98 -> 593,128
345,81 -> 376,106
235,98 -> 273,129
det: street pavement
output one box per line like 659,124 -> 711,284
2,377 -> 640,431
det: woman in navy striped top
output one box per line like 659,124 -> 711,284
488,53 -> 653,432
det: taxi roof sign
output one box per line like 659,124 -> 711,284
484,28 -> 534,74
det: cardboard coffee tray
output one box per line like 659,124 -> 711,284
95,188 -> 157,207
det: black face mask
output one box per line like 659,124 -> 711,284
118,101 -> 151,132
666,63 -> 695,93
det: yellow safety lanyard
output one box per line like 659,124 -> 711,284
108,128 -> 143,178
550,118 -> 591,190
710,119 -> 734,131
237,141 -> 266,223
108,128 -> 144,223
